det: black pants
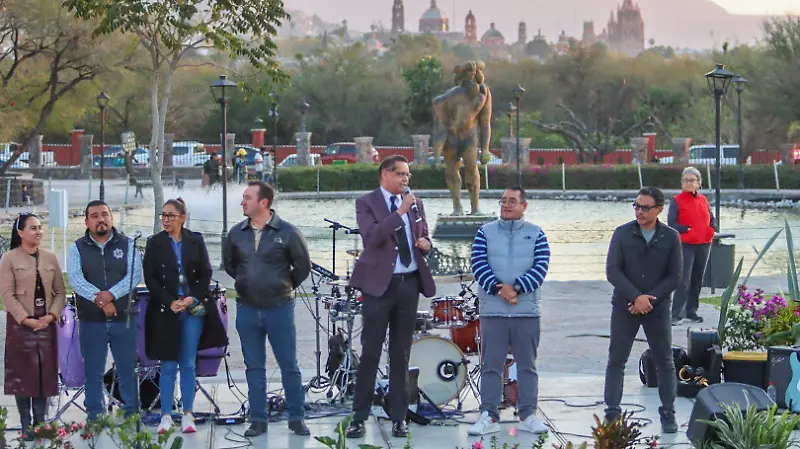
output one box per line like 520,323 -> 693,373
604,305 -> 676,418
672,243 -> 711,320
352,273 -> 420,422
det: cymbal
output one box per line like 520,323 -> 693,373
346,249 -> 361,257
434,273 -> 474,283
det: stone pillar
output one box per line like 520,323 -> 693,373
220,133 -> 236,162
79,134 -> 94,177
251,128 -> 266,149
295,132 -> 312,166
71,129 -> 84,166
672,138 -> 692,163
164,133 -> 175,167
411,134 -> 431,165
643,132 -> 657,163
501,137 -> 532,167
28,135 -> 43,168
354,136 -> 374,164
630,137 -> 647,164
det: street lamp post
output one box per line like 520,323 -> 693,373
732,75 -> 748,190
507,101 -> 516,138
210,74 -> 237,245
96,92 -> 109,201
512,84 -> 525,186
704,64 -> 735,232
269,90 -> 279,190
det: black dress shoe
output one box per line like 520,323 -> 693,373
289,420 -> 311,436
346,420 -> 365,438
392,421 -> 408,437
244,421 -> 267,437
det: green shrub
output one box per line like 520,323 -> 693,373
275,164 -> 800,192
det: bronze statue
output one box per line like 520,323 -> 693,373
431,60 -> 492,216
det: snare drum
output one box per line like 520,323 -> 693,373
430,296 -> 466,328
57,300 -> 85,388
196,285 -> 229,377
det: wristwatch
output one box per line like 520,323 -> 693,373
513,281 -> 523,294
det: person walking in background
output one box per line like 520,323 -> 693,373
668,167 -> 715,326
261,147 -> 275,185
604,187 -> 682,434
468,187 -> 550,436
144,198 -> 228,435
202,153 -> 220,189
0,214 -> 66,441
235,149 -> 248,184
67,201 -> 142,422
254,149 -> 264,182
223,181 -> 312,437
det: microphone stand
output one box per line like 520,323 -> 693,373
125,233 -> 143,449
323,218 -> 359,277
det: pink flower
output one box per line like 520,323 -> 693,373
45,424 -> 51,431
509,427 -> 519,437
472,441 -> 484,449
57,427 -> 68,439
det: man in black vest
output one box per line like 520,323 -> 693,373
66,200 -> 143,421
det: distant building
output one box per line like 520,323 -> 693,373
582,21 -> 596,45
392,0 -> 404,34
464,10 -> 478,44
518,20 -> 527,46
481,23 -> 505,46
602,0 -> 645,55
525,29 -> 551,59
419,0 -> 449,33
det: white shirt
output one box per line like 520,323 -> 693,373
254,152 -> 264,171
380,186 -> 418,274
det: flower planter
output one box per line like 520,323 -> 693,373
723,351 -> 768,389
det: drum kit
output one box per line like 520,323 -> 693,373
306,218 -> 517,417
50,282 -> 230,421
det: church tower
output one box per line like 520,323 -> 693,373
464,10 -> 477,44
518,20 -> 527,45
391,0 -> 404,34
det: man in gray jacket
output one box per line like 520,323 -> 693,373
468,187 -> 550,436
223,181 -> 312,437
604,186 -> 682,433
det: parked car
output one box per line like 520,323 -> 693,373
172,141 -> 209,167
93,146 -> 149,167
659,144 -> 739,165
320,142 -> 379,165
278,153 -> 321,168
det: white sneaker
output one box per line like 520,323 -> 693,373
519,415 -> 548,434
181,414 -> 196,433
467,411 -> 500,436
157,415 -> 173,435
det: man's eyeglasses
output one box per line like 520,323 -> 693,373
632,203 -> 658,212
159,213 -> 181,222
393,171 -> 412,179
499,200 -> 521,206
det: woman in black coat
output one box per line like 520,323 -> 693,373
143,198 -> 227,434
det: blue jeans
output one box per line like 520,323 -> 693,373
159,313 -> 204,415
79,320 -> 137,420
236,302 -> 305,422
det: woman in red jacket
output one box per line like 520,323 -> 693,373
668,167 -> 716,326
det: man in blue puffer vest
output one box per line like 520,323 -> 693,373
468,186 -> 551,436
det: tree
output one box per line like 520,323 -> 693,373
0,0 -> 133,170
402,56 -> 445,133
64,0 -> 289,232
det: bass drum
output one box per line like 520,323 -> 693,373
409,335 -> 466,406
57,299 -> 84,388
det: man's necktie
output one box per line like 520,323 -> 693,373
390,196 -> 412,267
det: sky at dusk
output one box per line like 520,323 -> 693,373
713,0 -> 800,15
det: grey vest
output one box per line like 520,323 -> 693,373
75,229 -> 132,321
477,219 -> 543,317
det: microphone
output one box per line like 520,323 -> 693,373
403,186 -> 418,213
132,230 -> 143,240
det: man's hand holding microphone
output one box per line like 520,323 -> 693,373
396,188 -> 431,252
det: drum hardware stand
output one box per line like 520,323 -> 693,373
305,266 -> 335,393
126,232 -> 144,449
325,286 -> 359,404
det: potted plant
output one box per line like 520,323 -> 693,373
701,403 -> 800,449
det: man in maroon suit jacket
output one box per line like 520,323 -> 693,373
346,155 -> 436,439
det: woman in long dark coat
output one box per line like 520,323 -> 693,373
143,198 -> 227,434
0,214 -> 66,440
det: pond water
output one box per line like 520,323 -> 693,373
64,186 -> 800,282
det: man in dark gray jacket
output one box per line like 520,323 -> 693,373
223,181 -> 312,437
604,187 -> 682,433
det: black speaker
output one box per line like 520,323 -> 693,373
767,346 -> 800,411
686,382 -> 772,446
